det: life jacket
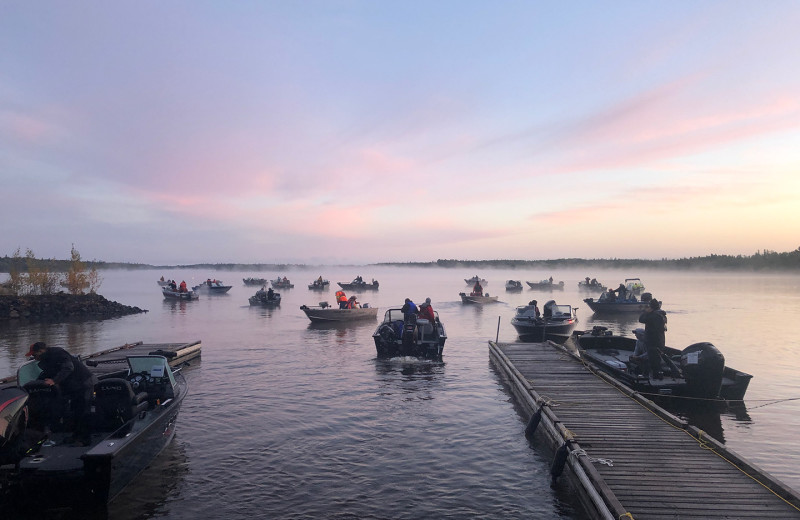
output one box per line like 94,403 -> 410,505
336,291 -> 347,302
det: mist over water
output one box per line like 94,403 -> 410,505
1,266 -> 798,518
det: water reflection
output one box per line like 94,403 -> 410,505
106,440 -> 189,520
162,299 -> 191,314
373,358 -> 445,401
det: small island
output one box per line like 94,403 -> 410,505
0,245 -> 147,323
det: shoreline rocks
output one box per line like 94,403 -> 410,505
0,293 -> 147,322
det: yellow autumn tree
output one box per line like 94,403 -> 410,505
65,244 -> 89,295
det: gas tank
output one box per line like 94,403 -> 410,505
681,342 -> 725,398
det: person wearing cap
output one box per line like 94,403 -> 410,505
26,341 -> 96,445
638,299 -> 667,379
527,300 -> 541,318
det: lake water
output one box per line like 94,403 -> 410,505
1,266 -> 799,519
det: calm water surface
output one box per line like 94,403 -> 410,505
1,267 -> 799,519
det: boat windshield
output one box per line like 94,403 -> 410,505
17,360 -> 43,387
127,356 -> 176,386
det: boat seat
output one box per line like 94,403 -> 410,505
93,378 -> 149,431
416,319 -> 433,340
23,380 -> 65,432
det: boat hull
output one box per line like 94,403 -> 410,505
161,288 -> 198,300
16,373 -> 187,509
526,281 -> 564,290
583,298 -> 648,313
336,282 -> 379,291
511,317 -> 578,341
249,295 -> 281,306
300,306 -> 378,322
459,293 -> 498,304
243,278 -> 266,286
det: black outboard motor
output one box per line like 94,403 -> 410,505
681,342 -> 725,398
0,387 -> 29,464
640,292 -> 652,302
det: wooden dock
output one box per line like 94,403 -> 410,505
1,340 -> 202,387
489,340 -> 800,520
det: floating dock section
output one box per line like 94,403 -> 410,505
489,340 -> 800,519
1,340 -> 201,387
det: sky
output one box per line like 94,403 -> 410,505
2,1 -> 800,265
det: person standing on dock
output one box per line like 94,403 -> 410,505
639,299 -> 667,379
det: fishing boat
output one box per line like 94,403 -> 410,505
465,276 -> 487,285
192,279 -> 232,294
8,352 -> 188,509
576,327 -> 752,400
270,277 -> 294,289
161,287 -> 199,300
337,277 -> 379,291
373,307 -> 447,358
511,300 -> 578,342
505,280 -> 523,291
248,288 -> 281,306
459,291 -> 499,304
156,278 -> 171,287
625,278 -> 646,294
300,302 -> 377,323
526,279 -> 565,290
583,291 -> 655,313
308,278 -> 330,290
243,277 -> 267,286
578,278 -> 606,292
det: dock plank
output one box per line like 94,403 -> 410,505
490,340 -> 800,520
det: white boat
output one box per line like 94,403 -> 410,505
162,287 -> 199,300
300,302 -> 377,322
192,280 -> 232,294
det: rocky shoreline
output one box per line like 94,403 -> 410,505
0,293 -> 147,322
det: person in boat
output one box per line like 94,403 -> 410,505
548,276 -> 553,284
347,295 -> 360,309
472,281 -> 483,296
614,283 -> 627,300
179,280 -> 188,293
419,298 -> 435,322
160,276 -> 165,282
628,328 -> 649,373
170,280 -> 177,291
401,298 -> 418,323
590,278 -> 598,286
639,299 -> 667,379
585,277 -> 590,285
317,275 -> 323,285
337,290 -> 348,309
26,341 -> 96,445
528,300 -> 541,318
267,287 -> 275,300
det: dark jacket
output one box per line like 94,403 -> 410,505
37,347 -> 94,394
638,310 -> 666,351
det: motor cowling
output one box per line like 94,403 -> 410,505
681,342 -> 725,398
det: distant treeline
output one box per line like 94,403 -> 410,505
2,248 -> 799,272
0,258 -> 304,273
375,248 -> 800,271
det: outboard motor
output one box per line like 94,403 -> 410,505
681,342 -> 725,398
0,387 -> 29,464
